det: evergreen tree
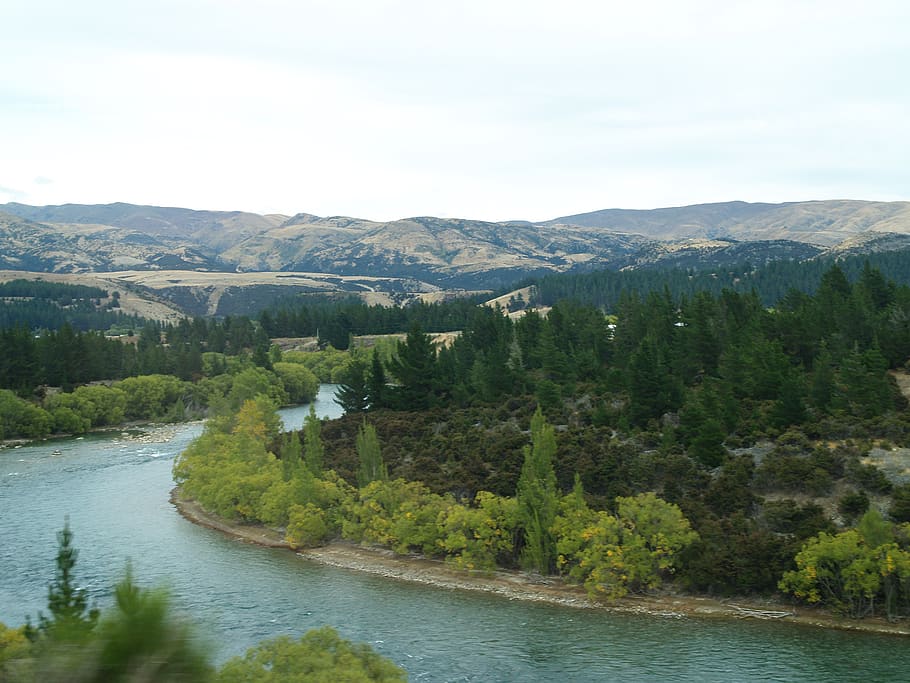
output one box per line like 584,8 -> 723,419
366,348 -> 388,410
335,358 -> 369,413
516,408 -> 559,574
387,323 -> 437,410
627,336 -> 680,427
30,519 -> 99,641
770,372 -> 808,429
809,344 -> 836,411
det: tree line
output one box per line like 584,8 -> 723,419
337,263 -> 910,435
0,278 -> 144,333
0,348 -> 319,440
530,247 -> 910,310
257,295 -> 482,349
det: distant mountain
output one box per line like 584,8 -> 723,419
2,199 -> 909,289
616,238 -> 823,271
218,215 -> 651,288
2,202 -> 283,250
0,210 -> 225,272
822,231 -> 910,258
550,200 -> 910,245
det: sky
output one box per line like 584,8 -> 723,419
1,0 -> 908,222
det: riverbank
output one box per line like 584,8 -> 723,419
0,419 -> 204,450
172,491 -> 910,637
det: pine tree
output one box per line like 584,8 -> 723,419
30,519 -> 99,641
387,323 -> 437,410
335,358 -> 369,413
366,348 -> 388,410
516,408 -> 559,574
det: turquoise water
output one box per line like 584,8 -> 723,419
2,385 -> 908,681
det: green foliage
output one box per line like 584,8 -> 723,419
335,358 -> 370,413
116,374 -> 188,421
272,362 -> 318,404
780,511 -> 910,620
0,389 -> 51,439
30,519 -> 99,642
279,430 -> 302,480
303,404 -> 325,475
77,567 -> 213,682
0,622 -> 30,676
439,492 -> 518,570
258,293 -> 479,339
341,479 -> 447,554
286,503 -> 330,548
366,349 -> 388,410
161,259 -> 910,605
754,442 -> 835,497
8,525 -> 406,682
627,336 -> 681,427
216,626 -> 407,683
762,500 -> 832,538
554,488 -> 698,599
890,483 -> 910,523
387,323 -> 439,410
44,385 -> 127,433
516,408 -> 559,573
227,367 -> 288,411
838,490 -> 870,521
173,399 -> 284,522
282,346 -> 351,383
355,421 -> 387,488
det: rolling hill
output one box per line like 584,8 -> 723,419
2,200 -> 909,294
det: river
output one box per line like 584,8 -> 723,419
1,384 -> 908,681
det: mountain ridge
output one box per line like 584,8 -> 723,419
2,199 -> 909,289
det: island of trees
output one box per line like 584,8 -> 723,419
176,262 -> 910,622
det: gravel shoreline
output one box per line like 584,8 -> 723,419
171,489 -> 910,636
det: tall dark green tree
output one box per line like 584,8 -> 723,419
627,336 -> 681,427
366,348 -> 388,410
387,323 -> 438,410
335,358 -> 370,413
29,519 -> 99,641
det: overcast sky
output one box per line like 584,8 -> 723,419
1,1 -> 908,222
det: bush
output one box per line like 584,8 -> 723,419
889,483 -> 910,523
847,460 -> 893,494
837,490 -> 870,521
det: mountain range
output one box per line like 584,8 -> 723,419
2,199 -> 909,294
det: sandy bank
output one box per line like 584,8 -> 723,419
171,490 -> 910,636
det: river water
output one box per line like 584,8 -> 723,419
2,385 -> 908,681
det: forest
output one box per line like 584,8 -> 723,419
530,246 -> 910,310
175,262 -> 910,620
5,260 -> 910,620
0,279 -> 145,332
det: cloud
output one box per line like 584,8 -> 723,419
0,1 -> 908,220
0,185 -> 27,202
